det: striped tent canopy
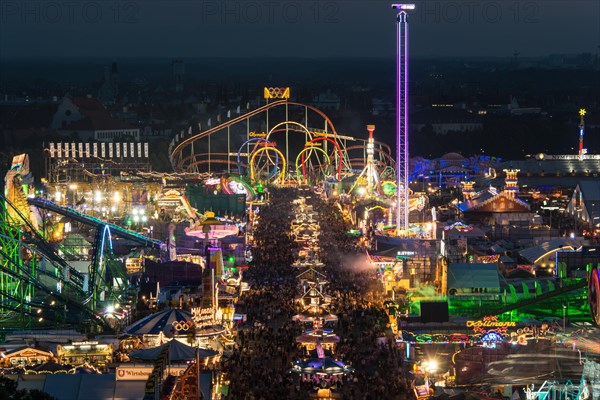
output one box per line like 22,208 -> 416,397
124,308 -> 192,336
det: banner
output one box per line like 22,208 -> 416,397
101,142 -> 106,158
144,143 -> 149,158
85,143 -> 90,158
116,143 -> 121,158
108,142 -> 113,158
93,143 -> 98,158
78,143 -> 83,158
116,366 -> 153,381
49,143 -> 55,158
137,142 -> 142,159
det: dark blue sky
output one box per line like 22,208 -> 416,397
1,0 -> 598,58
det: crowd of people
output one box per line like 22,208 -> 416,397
220,188 -> 409,399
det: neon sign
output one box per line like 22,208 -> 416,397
263,87 -> 290,99
467,316 -> 515,334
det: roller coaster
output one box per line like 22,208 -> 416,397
0,155 -> 164,331
169,92 -> 396,186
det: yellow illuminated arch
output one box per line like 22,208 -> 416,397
265,121 -> 313,143
250,147 -> 286,184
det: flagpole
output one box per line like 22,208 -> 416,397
196,347 -> 200,399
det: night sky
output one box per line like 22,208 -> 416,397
1,0 -> 599,59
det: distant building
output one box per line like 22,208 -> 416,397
53,95 -> 139,141
98,61 -> 119,103
501,154 -> 600,178
173,60 -> 185,93
566,181 -> 600,228
456,170 -> 532,225
371,97 -> 394,116
311,90 -> 340,110
412,108 -> 483,135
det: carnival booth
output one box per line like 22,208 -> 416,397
56,341 -> 113,369
293,309 -> 338,325
25,360 -> 73,374
296,319 -> 340,353
290,345 -> 354,395
0,347 -> 54,368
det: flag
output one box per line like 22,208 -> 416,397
208,118 -> 211,127
188,126 -> 192,135
227,110 -> 231,118
236,105 -> 240,114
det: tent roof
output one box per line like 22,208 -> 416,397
447,263 -> 500,289
129,339 -> 218,363
518,237 -> 581,264
124,309 -> 192,336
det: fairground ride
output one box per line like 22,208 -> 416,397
1,155 -> 163,330
169,88 -> 395,188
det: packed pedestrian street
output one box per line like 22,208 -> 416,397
222,188 -> 408,399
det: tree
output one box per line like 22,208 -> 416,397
0,376 -> 57,400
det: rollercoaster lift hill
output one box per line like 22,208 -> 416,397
25,197 -> 164,313
0,193 -> 110,331
0,156 -> 165,331
168,87 -> 397,189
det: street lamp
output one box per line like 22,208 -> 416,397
562,303 -> 567,332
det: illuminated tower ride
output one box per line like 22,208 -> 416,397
365,125 -> 379,194
350,125 -> 381,196
392,4 -> 415,237
578,108 -> 586,158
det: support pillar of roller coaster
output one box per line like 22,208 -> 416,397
0,201 -> 36,327
246,116 -> 250,167
90,224 -> 119,312
190,141 -> 197,174
208,130 -> 211,174
227,126 -> 231,174
285,101 -> 290,180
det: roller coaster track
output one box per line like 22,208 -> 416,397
27,197 -> 163,249
2,164 -> 120,330
474,279 -> 588,319
170,100 -> 344,171
0,233 -> 108,329
0,193 -> 85,292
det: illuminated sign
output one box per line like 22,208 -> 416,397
116,366 -> 187,381
171,320 -> 194,331
249,132 -> 267,138
304,142 -> 322,147
263,87 -> 290,99
466,320 -> 516,328
116,366 -> 153,381
467,316 -> 515,335
71,341 -> 99,346
542,154 -> 600,160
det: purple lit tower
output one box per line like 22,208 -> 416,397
392,3 -> 415,237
